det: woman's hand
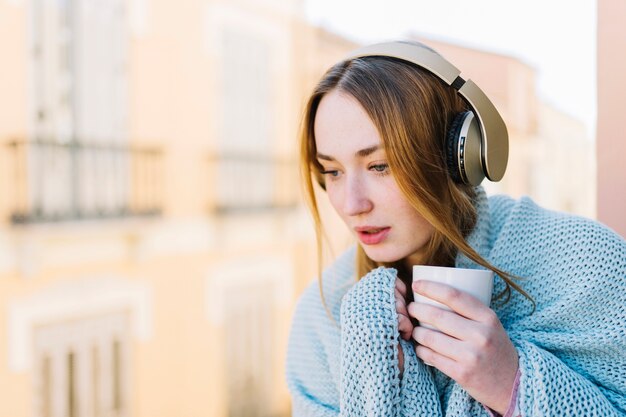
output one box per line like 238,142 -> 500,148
395,277 -> 414,377
409,280 -> 518,414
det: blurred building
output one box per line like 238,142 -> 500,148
0,0 -> 320,416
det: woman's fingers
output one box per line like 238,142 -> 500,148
398,314 -> 413,340
395,288 -> 410,314
414,343 -> 458,374
398,321 -> 413,340
395,289 -> 412,340
407,302 -> 471,340
412,280 -> 491,322
395,277 -> 407,297
412,326 -> 464,361
395,278 -> 413,340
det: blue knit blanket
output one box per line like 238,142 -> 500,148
286,188 -> 626,416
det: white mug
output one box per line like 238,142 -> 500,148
412,265 -> 494,330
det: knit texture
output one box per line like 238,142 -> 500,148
286,188 -> 626,416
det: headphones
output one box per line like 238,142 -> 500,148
344,41 -> 508,186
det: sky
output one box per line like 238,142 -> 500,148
305,0 -> 597,139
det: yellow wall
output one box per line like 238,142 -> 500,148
0,0 -> 312,416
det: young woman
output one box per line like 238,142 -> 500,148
286,41 -> 626,417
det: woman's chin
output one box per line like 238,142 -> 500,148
361,247 -> 403,264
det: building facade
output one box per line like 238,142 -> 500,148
0,1 -> 320,416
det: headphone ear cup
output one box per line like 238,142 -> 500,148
445,112 -> 469,184
445,111 -> 486,186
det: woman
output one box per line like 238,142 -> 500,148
285,41 -> 626,416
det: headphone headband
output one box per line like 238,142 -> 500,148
344,41 -> 508,182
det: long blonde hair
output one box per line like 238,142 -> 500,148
300,54 -> 532,309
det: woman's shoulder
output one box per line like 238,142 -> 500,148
489,194 -> 622,237
488,194 -> 625,267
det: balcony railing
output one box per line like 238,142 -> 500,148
6,139 -> 163,224
207,153 -> 300,214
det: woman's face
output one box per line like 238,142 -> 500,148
314,90 -> 435,266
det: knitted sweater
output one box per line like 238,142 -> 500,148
286,188 -> 626,416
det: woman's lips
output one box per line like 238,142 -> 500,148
355,227 -> 391,245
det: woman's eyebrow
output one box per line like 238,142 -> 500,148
316,152 -> 335,161
316,145 -> 382,161
355,145 -> 381,158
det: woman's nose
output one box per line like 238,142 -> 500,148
342,176 -> 373,216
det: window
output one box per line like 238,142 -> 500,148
28,0 -> 130,221
220,28 -> 272,153
215,28 -> 275,211
33,312 -> 130,417
223,281 -> 275,417
206,257 -> 292,417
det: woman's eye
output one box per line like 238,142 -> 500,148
321,170 -> 340,178
370,163 -> 389,174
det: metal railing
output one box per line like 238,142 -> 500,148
6,139 -> 163,224
207,153 -> 300,214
